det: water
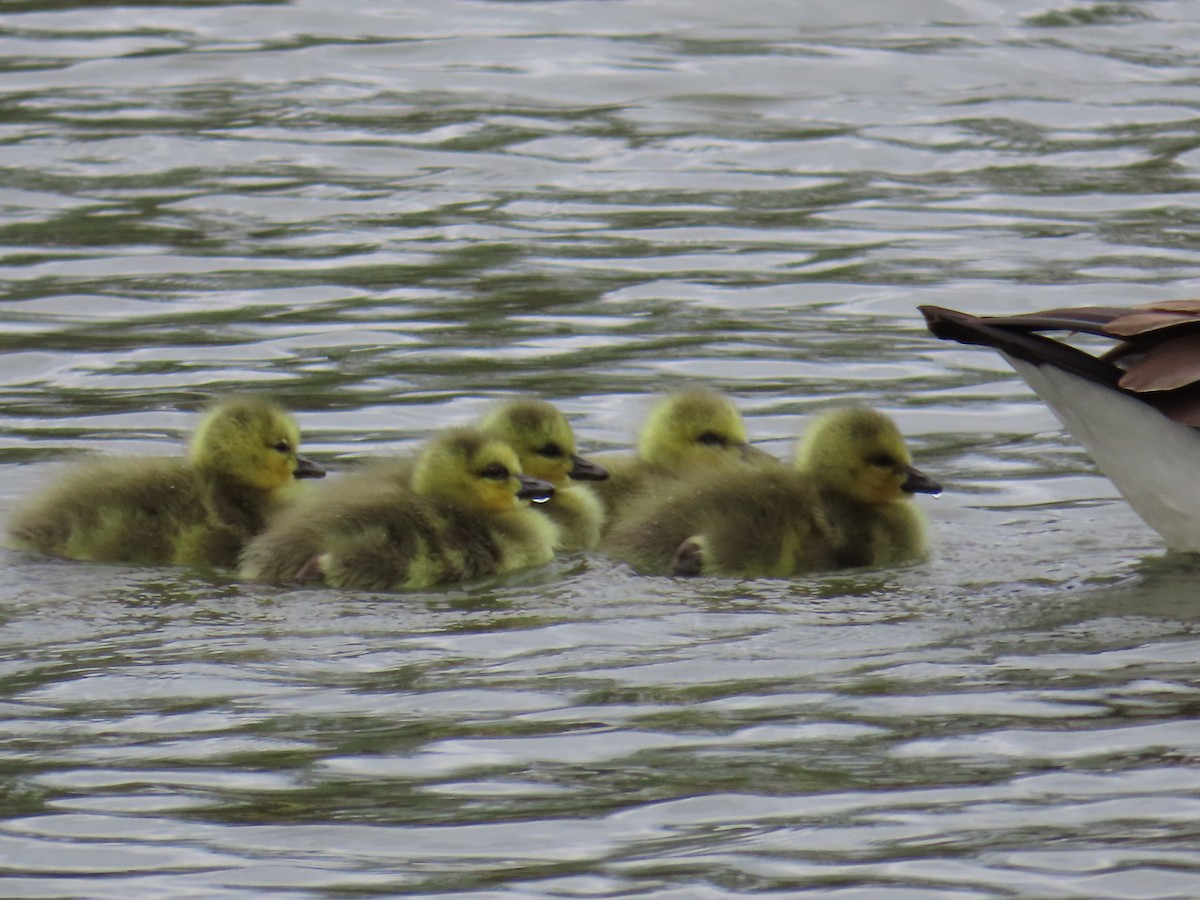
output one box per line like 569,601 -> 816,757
2,0 -> 1200,896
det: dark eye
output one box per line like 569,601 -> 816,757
536,443 -> 563,458
866,453 -> 895,468
480,463 -> 509,480
697,432 -> 728,447
272,441 -> 291,454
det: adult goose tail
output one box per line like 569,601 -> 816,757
919,302 -> 1200,552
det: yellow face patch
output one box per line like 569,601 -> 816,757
473,442 -> 527,513
190,398 -> 307,493
480,400 -> 578,488
639,390 -> 750,469
854,457 -> 910,506
795,407 -> 917,507
256,421 -> 304,491
413,430 -> 531,513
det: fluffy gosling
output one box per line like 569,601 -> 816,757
592,387 -> 779,519
478,399 -> 607,551
7,397 -> 324,568
603,406 -> 939,577
238,428 -> 558,591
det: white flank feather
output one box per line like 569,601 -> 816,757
1006,354 -> 1200,551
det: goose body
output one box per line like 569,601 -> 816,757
603,407 -> 939,577
238,428 -> 559,591
921,301 -> 1200,551
7,397 -> 325,568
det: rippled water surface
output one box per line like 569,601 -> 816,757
3,0 -> 1200,897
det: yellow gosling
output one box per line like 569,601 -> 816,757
602,406 -> 939,577
592,387 -> 780,519
238,428 -> 559,591
479,398 -> 607,551
7,397 -> 325,568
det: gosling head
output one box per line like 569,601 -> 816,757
189,397 -> 325,492
479,399 -> 607,488
795,407 -> 940,506
412,428 -> 555,513
637,388 -> 755,470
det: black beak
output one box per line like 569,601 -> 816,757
738,443 -> 779,466
568,454 -> 608,481
293,455 -> 326,480
901,465 -> 941,495
516,474 -> 556,503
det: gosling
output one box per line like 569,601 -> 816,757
238,428 -> 559,591
603,406 -> 940,577
478,399 -> 608,551
338,399 -> 607,551
7,397 -> 325,568
592,387 -> 779,519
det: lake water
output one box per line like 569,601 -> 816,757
3,0 -> 1200,897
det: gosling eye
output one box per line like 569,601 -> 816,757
480,463 -> 510,480
272,441 -> 292,454
866,453 -> 896,468
697,432 -> 728,447
536,442 -> 563,458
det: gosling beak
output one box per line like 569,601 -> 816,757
568,454 -> 608,482
516,474 -> 556,504
901,465 -> 941,495
293,455 -> 326,480
738,443 -> 777,465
